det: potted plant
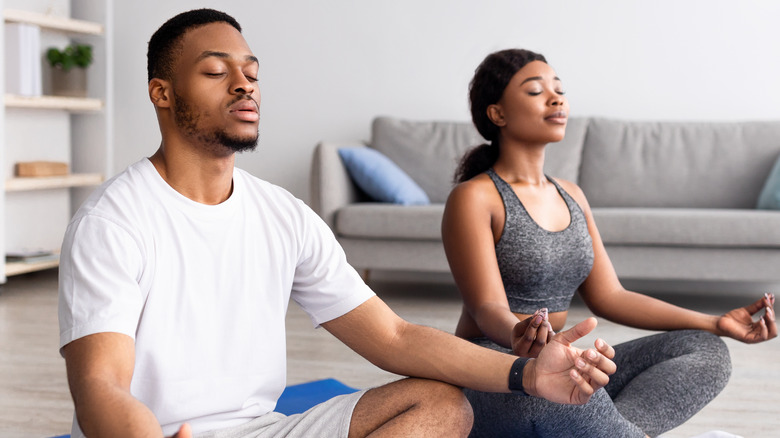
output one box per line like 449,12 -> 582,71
46,43 -> 92,97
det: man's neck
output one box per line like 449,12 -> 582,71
149,146 -> 235,205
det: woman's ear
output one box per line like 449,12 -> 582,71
487,104 -> 506,127
149,78 -> 171,108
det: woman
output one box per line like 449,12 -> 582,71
441,49 -> 777,437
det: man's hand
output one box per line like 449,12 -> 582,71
523,317 -> 616,404
168,423 -> 192,438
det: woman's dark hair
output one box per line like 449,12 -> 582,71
454,49 -> 547,183
147,8 -> 242,83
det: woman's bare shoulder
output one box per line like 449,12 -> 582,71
448,173 -> 500,205
552,177 -> 591,210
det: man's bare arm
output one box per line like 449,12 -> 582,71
62,332 -> 187,437
322,297 -> 615,404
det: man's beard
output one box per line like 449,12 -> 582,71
173,91 -> 258,153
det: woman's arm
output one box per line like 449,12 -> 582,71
565,181 -> 777,342
442,180 -> 550,354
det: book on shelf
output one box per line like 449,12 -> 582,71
4,22 -> 43,97
6,250 -> 59,264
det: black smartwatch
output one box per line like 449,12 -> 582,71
508,358 -> 529,396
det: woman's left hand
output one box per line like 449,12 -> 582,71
716,293 -> 776,343
511,308 -> 554,358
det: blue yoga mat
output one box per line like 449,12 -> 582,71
274,378 -> 360,415
50,379 -> 359,437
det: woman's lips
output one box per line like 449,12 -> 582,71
545,111 -> 567,124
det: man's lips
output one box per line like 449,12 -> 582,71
229,99 -> 259,122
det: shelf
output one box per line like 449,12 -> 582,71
3,9 -> 103,35
5,94 -> 103,112
5,257 -> 59,277
5,173 -> 103,192
1,2 -> 111,284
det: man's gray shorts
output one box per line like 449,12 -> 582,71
195,390 -> 368,438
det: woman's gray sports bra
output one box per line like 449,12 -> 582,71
486,169 -> 594,314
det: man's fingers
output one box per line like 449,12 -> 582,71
557,317 -> 598,345
575,353 -> 611,389
568,369 -> 595,403
584,347 -> 617,375
595,338 -> 615,360
170,423 -> 192,438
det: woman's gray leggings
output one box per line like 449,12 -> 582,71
465,330 -> 732,437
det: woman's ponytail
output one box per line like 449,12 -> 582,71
454,142 -> 499,183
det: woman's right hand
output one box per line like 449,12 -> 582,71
511,308 -> 555,357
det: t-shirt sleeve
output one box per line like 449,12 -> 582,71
58,214 -> 146,352
290,202 -> 375,327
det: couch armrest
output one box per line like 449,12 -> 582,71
310,142 -> 365,229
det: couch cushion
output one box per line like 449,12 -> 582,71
593,208 -> 780,248
370,116 -> 589,203
336,204 -> 444,240
338,205 -> 780,247
337,147 -> 430,205
579,118 -> 780,208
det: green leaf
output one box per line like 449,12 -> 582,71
45,43 -> 93,72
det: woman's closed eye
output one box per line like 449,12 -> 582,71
527,89 -> 566,96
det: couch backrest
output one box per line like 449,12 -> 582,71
579,118 -> 780,209
370,116 -> 589,203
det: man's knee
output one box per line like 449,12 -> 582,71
410,379 -> 474,435
350,378 -> 473,437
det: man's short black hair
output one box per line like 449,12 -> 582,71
147,8 -> 241,83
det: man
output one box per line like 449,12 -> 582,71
59,9 -> 616,438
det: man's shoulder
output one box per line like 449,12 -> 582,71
71,159 -> 158,223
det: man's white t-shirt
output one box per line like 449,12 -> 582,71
58,158 -> 375,436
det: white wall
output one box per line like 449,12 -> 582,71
112,0 -> 780,201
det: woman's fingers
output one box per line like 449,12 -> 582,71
764,305 -> 777,339
529,318 -> 551,357
513,309 -> 550,357
743,294 -> 771,316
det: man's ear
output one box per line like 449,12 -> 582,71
487,104 -> 506,127
149,78 -> 171,108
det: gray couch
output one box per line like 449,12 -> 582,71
310,116 -> 780,287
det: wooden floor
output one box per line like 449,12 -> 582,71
1,269 -> 778,437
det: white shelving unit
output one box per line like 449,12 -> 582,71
5,173 -> 103,192
5,94 -> 103,111
1,1 -> 112,282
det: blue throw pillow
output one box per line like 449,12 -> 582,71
758,155 -> 780,209
338,147 -> 430,205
